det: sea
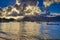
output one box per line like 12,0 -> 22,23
0,22 -> 60,40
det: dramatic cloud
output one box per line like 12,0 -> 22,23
43,0 -> 60,8
54,0 -> 60,2
0,0 -> 41,19
46,13 -> 60,17
43,0 -> 53,8
50,13 -> 60,16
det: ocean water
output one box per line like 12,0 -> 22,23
0,22 -> 60,40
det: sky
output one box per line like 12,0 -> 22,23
0,0 -> 16,7
38,0 -> 60,13
0,0 -> 60,14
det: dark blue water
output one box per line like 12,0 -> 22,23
0,22 -> 60,40
40,22 -> 60,39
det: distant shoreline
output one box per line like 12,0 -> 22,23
0,16 -> 60,22
0,15 -> 60,22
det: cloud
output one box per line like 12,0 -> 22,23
20,0 -> 38,6
43,0 -> 60,8
0,0 -> 42,19
43,0 -> 53,7
54,0 -> 60,2
46,13 -> 60,17
50,13 -> 60,16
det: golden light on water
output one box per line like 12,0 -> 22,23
0,22 -> 40,40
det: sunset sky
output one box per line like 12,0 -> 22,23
0,0 -> 60,13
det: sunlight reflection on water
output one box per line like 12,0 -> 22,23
0,22 -> 60,40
